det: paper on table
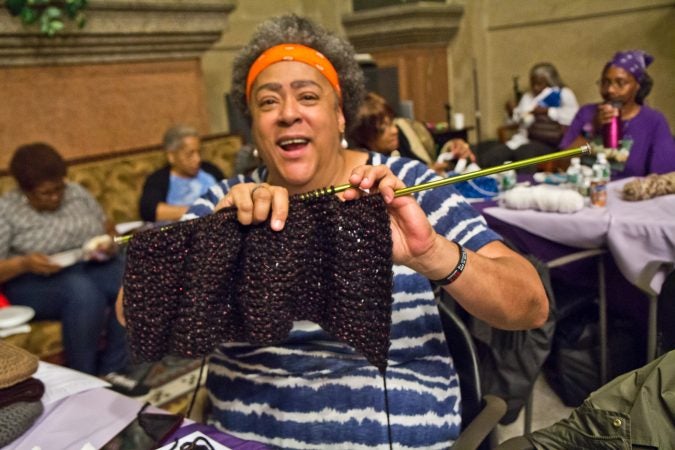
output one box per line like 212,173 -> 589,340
10,387 -> 144,450
115,220 -> 145,235
156,431 -> 233,450
34,361 -> 110,405
48,248 -> 84,267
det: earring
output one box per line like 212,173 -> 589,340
252,147 -> 259,158
340,136 -> 348,149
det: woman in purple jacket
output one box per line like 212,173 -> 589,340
559,49 -> 675,177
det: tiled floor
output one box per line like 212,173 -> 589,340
496,373 -> 576,443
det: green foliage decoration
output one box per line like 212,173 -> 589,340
5,0 -> 87,36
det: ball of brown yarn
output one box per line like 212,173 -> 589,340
0,341 -> 38,389
622,171 -> 675,201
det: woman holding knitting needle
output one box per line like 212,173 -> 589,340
118,14 -> 547,449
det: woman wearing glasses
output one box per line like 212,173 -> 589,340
0,143 -> 128,376
560,49 -> 675,177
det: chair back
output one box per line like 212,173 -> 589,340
437,293 -> 483,428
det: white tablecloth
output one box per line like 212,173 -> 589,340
484,178 -> 675,295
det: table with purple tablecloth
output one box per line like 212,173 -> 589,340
475,177 -> 674,364
482,178 -> 674,296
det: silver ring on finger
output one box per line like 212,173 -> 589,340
251,184 -> 265,197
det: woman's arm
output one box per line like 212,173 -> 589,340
511,92 -> 535,124
647,112 -> 675,174
0,254 -> 62,283
345,165 -> 549,330
0,256 -> 28,284
558,104 -> 596,149
548,87 -> 579,126
423,237 -> 548,329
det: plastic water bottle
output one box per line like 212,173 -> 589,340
592,152 -> 611,182
590,152 -> 610,207
566,157 -> 581,187
501,161 -> 517,191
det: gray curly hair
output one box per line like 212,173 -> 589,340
530,62 -> 565,88
163,124 -> 199,152
231,14 -> 365,128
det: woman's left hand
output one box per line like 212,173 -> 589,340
343,165 -> 439,270
83,234 -> 117,261
443,139 -> 476,162
532,105 -> 549,116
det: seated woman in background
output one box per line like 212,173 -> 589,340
0,143 -> 128,376
348,91 -> 475,168
139,124 -> 224,222
478,62 -> 578,172
559,49 -> 675,177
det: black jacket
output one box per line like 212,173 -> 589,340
138,162 -> 223,222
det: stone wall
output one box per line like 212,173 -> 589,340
0,0 -> 235,170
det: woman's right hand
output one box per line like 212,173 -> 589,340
22,253 -> 62,276
215,182 -> 290,231
596,103 -> 619,126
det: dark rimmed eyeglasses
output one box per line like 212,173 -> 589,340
596,78 -> 631,89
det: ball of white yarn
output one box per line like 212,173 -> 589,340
502,186 -> 533,210
502,185 -> 583,213
556,189 -> 585,213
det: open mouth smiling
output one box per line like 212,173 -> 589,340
278,137 -> 310,151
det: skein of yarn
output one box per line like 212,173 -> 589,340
622,172 -> 675,201
502,185 -> 584,213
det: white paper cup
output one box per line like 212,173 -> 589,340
453,113 -> 465,129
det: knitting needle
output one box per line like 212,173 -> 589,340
299,143 -> 591,200
115,143 -> 590,245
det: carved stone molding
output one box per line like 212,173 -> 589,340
0,0 -> 236,66
342,2 -> 464,52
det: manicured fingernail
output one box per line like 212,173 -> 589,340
272,219 -> 283,231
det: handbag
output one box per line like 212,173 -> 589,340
527,115 -> 565,147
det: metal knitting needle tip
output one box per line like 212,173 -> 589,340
114,235 -> 129,245
393,143 -> 590,197
114,224 -> 174,246
299,143 -> 590,200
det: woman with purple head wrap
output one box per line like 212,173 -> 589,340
604,49 -> 654,84
559,49 -> 675,177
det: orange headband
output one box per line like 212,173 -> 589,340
246,43 -> 342,103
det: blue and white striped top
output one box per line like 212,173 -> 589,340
185,153 -> 501,449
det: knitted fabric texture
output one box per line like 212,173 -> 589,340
123,194 -> 394,371
0,400 -> 43,448
622,171 -> 675,201
0,341 -> 38,389
0,378 -> 45,409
